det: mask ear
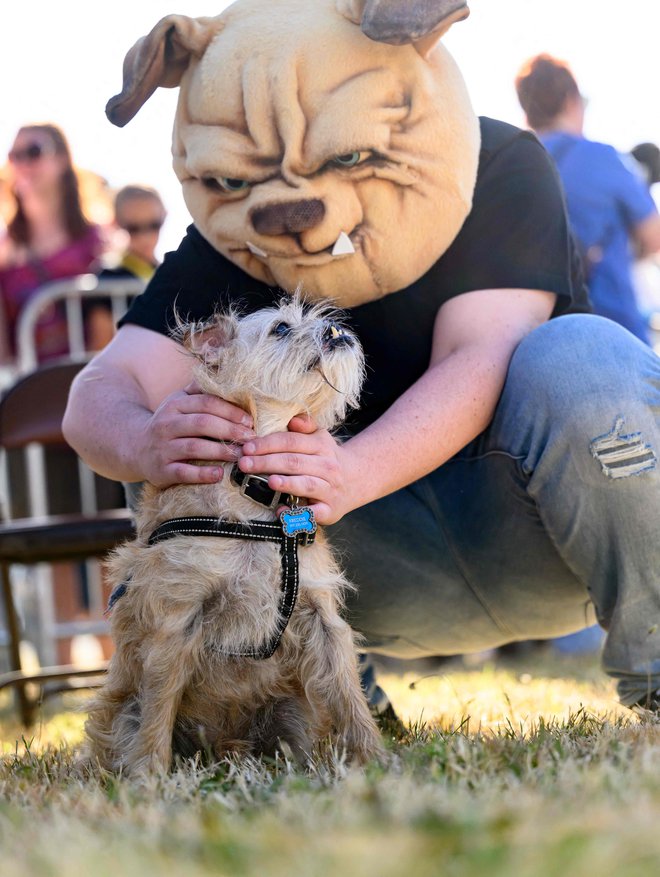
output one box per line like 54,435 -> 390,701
106,14 -> 222,127
180,313 -> 238,361
337,0 -> 469,58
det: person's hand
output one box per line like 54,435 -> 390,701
136,381 -> 255,487
237,414 -> 357,525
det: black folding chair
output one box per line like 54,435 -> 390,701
0,358 -> 135,725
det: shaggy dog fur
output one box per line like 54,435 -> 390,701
85,298 -> 384,773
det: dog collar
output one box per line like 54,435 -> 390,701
229,464 -> 318,540
230,463 -> 282,509
145,515 -> 315,659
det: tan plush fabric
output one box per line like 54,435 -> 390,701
108,0 -> 480,307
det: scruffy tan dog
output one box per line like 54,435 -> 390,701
85,298 -> 384,773
106,0 -> 480,306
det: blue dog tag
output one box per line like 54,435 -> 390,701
280,506 -> 317,541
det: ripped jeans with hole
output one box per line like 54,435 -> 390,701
330,314 -> 660,707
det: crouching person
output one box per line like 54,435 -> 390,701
64,0 -> 660,717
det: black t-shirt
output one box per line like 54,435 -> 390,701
120,117 -> 590,432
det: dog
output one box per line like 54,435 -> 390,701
105,0 -> 480,308
85,297 -> 384,773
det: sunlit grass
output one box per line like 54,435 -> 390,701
379,649 -> 630,733
0,648 -> 659,877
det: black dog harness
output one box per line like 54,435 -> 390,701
147,515 -> 312,659
108,466 -> 317,660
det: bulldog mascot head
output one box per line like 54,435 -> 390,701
107,0 -> 480,306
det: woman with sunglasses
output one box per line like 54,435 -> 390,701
0,123 -> 107,364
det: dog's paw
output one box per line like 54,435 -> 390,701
342,723 -> 387,765
120,747 -> 172,778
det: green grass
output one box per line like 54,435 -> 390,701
1,649 -> 659,877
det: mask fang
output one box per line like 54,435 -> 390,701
331,232 -> 355,257
246,240 -> 268,258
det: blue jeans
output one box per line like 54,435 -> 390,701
329,315 -> 660,707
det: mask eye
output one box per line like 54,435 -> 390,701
271,321 -> 291,337
201,177 -> 250,193
332,151 -> 370,168
220,177 -> 250,192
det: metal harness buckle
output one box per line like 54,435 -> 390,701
236,472 -> 282,510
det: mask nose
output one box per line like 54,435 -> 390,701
251,199 -> 325,236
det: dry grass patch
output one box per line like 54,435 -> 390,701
0,650 -> 659,877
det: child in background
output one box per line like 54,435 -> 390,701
102,184 -> 166,282
88,184 -> 167,350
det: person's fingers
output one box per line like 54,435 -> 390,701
238,450 -> 339,484
287,413 -> 318,434
241,430 -> 325,459
268,473 -> 331,500
155,462 -> 224,488
179,388 -> 254,428
150,412 -> 231,446
179,413 -> 255,444
152,404 -> 254,444
170,437 -> 242,462
305,502 -> 332,525
276,499 -> 333,526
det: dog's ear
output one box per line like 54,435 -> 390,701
106,15 -> 223,127
181,313 -> 238,361
336,0 -> 469,58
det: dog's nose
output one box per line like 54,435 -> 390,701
251,199 -> 325,236
322,321 -> 353,349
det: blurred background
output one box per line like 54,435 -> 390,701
1,0 -> 658,258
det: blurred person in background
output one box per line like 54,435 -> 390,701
631,142 -> 660,190
0,125 -> 116,668
515,54 -> 660,345
101,184 -> 166,283
0,176 -> 10,364
628,143 -> 660,343
514,55 -> 660,658
88,184 -> 167,350
0,123 -> 108,364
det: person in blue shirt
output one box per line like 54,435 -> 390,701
514,55 -> 660,660
515,53 -> 660,344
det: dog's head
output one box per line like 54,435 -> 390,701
180,297 -> 365,434
107,0 -> 480,307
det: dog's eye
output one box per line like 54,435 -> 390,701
201,177 -> 250,193
332,151 -> 370,168
271,321 -> 291,338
